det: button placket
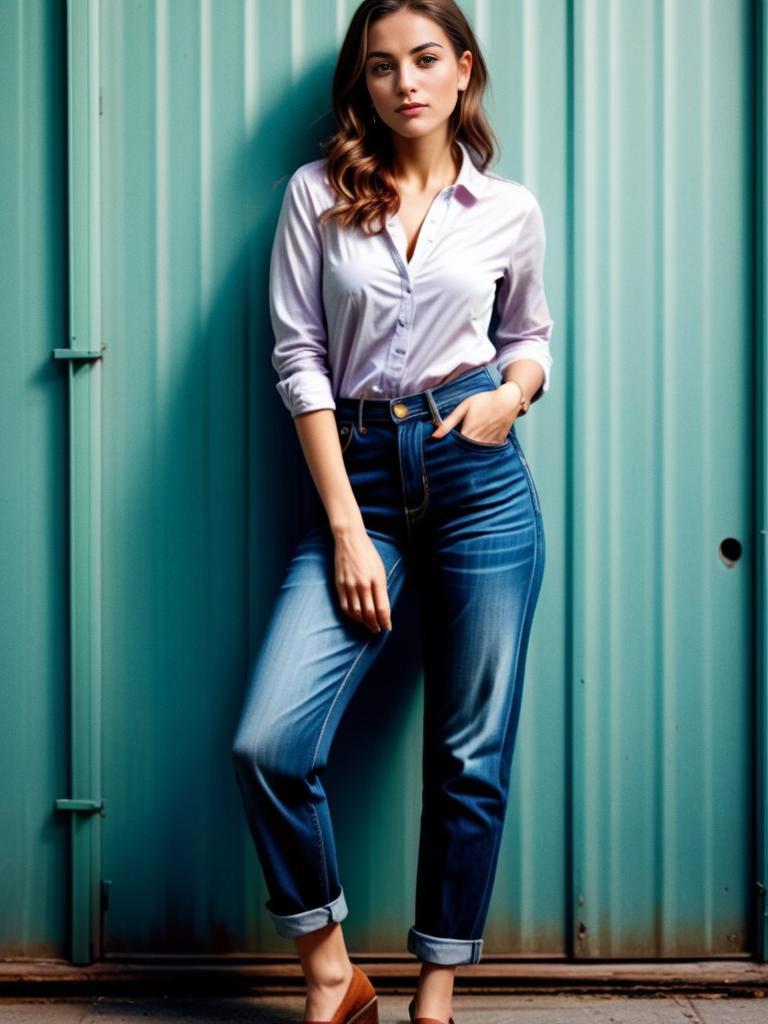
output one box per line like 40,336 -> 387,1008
382,187 -> 451,395
391,282 -> 413,371
378,230 -> 414,392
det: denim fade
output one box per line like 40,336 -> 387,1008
231,364 -> 546,965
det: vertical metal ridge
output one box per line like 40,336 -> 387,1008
700,0 -> 716,948
659,0 -> 677,956
55,0 -> 105,966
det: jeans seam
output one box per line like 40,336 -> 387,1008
398,427 -> 429,522
510,434 -> 541,516
309,803 -> 330,904
308,553 -> 405,902
409,437 -> 430,521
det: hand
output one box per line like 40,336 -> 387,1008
333,525 -> 393,634
430,388 -> 520,445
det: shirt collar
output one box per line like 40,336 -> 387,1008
450,139 -> 487,202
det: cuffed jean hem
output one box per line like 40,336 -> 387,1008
407,926 -> 483,965
267,886 -> 349,939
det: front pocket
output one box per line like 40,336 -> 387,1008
448,426 -> 512,452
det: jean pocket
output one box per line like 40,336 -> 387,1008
448,426 -> 512,452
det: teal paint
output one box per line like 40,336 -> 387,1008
0,0 -> 762,964
756,0 -> 768,965
0,0 -> 71,960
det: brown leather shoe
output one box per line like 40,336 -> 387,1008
303,963 -> 378,1024
407,994 -> 455,1024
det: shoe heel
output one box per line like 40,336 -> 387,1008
347,994 -> 378,1024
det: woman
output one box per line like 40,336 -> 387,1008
232,2 -> 553,1022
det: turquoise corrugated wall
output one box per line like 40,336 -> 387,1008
1,0 -> 764,966
0,0 -> 71,958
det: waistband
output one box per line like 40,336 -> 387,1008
334,365 -> 498,428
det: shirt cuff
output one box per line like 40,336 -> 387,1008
275,368 -> 337,417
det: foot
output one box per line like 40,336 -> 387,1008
304,961 -> 356,1022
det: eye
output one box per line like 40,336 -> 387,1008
371,54 -> 439,74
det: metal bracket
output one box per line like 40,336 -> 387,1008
53,346 -> 105,360
54,798 -> 105,816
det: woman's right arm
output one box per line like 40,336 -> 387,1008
268,168 -> 392,635
292,411 -> 392,635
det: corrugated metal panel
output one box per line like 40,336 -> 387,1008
0,0 -> 70,958
758,0 -> 768,965
571,0 -> 753,956
757,0 -> 768,962
0,0 -> 760,963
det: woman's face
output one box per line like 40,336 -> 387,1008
364,11 -> 471,142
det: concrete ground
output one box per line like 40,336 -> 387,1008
0,993 -> 768,1023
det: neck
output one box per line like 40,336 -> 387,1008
388,136 -> 460,193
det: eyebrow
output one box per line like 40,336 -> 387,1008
365,41 -> 444,60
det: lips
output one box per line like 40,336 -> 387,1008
397,103 -> 426,112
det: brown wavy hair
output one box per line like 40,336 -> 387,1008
317,0 -> 499,236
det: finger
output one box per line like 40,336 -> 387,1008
358,585 -> 381,634
345,584 -> 363,623
337,582 -> 350,617
370,576 -> 392,631
432,401 -> 464,437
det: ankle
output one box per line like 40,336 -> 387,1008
305,959 -> 354,994
413,967 -> 456,1020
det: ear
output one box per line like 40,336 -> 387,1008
458,49 -> 473,90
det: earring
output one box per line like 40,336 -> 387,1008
370,102 -> 377,125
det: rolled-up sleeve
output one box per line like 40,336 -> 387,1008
269,170 -> 336,416
493,195 -> 554,403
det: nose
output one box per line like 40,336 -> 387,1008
396,66 -> 418,94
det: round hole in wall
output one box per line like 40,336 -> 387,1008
719,537 -> 742,567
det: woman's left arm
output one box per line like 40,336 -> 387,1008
499,359 -> 546,419
493,194 -> 554,408
431,196 -> 553,442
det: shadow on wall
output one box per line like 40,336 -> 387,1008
98,53 -> 428,956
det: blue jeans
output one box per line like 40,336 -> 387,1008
231,364 -> 545,965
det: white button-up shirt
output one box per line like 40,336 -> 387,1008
269,139 -> 554,417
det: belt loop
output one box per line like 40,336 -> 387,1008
424,388 -> 443,428
357,394 -> 367,435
